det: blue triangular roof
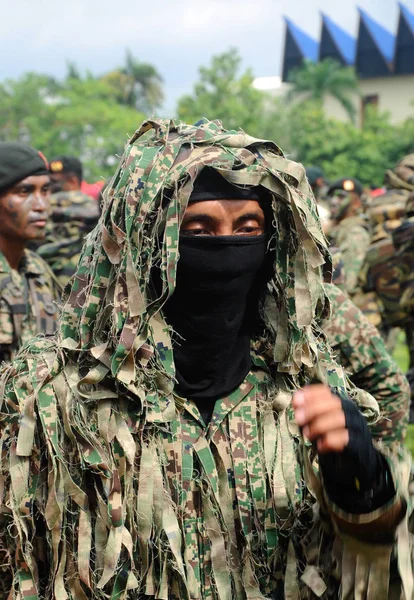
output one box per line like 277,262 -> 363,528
321,13 -> 356,65
358,7 -> 395,63
399,2 -> 414,34
284,17 -> 319,62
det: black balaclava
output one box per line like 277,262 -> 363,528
163,169 -> 269,419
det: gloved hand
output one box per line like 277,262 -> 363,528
293,386 -> 395,513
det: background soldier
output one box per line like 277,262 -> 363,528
327,178 -> 370,296
36,155 -> 100,287
358,170 -> 408,350
394,190 -> 414,421
326,177 -> 382,326
0,142 -> 60,363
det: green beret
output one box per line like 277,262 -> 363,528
0,142 -> 49,194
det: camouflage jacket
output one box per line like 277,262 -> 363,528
329,215 -> 371,296
358,191 -> 408,327
36,190 -> 100,288
322,283 -> 409,444
0,249 -> 60,364
393,211 -> 414,320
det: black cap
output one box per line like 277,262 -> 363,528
0,142 -> 49,194
49,155 -> 83,181
306,166 -> 325,186
327,178 -> 363,196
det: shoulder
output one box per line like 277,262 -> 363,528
324,283 -> 362,335
23,250 -> 62,298
51,190 -> 94,208
24,249 -> 55,277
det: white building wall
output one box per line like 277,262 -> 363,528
253,75 -> 414,126
323,74 -> 414,125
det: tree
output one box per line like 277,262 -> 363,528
287,59 -> 360,122
270,101 -> 414,187
177,48 -> 269,134
101,49 -> 164,114
0,73 -> 146,179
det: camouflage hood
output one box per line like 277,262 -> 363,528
60,118 -> 330,392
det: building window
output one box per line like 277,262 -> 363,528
361,94 -> 379,125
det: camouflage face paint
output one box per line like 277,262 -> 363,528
0,174 -> 51,242
330,191 -> 352,221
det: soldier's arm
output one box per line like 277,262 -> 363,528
322,282 -> 409,445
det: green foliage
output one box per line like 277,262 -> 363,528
1,47 -> 413,186
177,48 -> 270,133
176,49 -> 414,186
274,102 -> 414,187
0,53 -> 157,179
288,58 -> 360,122
101,49 -> 164,113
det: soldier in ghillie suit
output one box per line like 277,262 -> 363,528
0,120 -> 412,600
0,142 -> 60,364
36,155 -> 100,287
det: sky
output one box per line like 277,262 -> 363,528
1,0 -> 414,113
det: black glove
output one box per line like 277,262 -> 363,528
319,395 -> 395,513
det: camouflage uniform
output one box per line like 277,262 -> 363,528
0,119 -> 412,600
357,191 -> 409,347
36,190 -> 100,288
329,214 -> 371,298
0,249 -> 60,364
322,282 -> 409,443
393,192 -> 414,419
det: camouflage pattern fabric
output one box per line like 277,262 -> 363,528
393,192 -> 414,418
329,247 -> 346,292
329,215 -> 371,297
393,193 -> 414,322
329,247 -> 383,329
36,189 -> 100,288
0,119 -> 412,600
359,191 -> 408,329
0,249 -> 60,364
322,282 -> 409,444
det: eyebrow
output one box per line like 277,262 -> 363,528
13,182 -> 50,192
13,183 -> 35,192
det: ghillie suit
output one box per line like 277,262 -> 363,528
0,119 -> 411,600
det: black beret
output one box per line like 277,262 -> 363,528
0,142 -> 49,194
49,155 -> 83,180
327,178 -> 363,196
189,167 -> 264,202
